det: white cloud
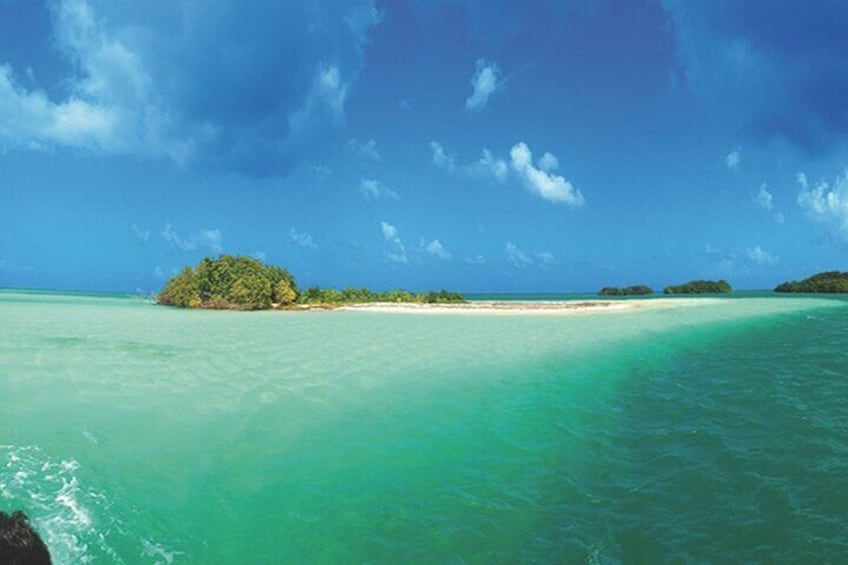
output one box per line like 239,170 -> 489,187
289,228 -> 317,249
348,137 -> 380,161
430,140 -> 455,172
380,221 -> 407,263
0,0 -> 380,172
252,250 -> 267,262
467,148 -> 508,182
538,152 -> 559,172
797,169 -> 848,241
162,224 -> 194,251
535,251 -> 556,265
161,224 -> 222,253
505,242 -> 533,268
131,224 -> 150,242
797,172 -> 809,191
359,178 -> 399,201
431,141 -> 585,207
0,1 -> 193,160
726,148 -> 741,171
745,245 -> 778,266
755,183 -> 773,210
510,142 -> 584,206
465,59 -> 502,112
422,239 -> 452,260
381,222 -> 398,240
465,255 -> 486,265
0,63 -> 118,151
774,212 -> 785,224
289,64 -> 349,134
197,229 -> 223,253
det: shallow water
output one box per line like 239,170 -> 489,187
1,291 -> 847,562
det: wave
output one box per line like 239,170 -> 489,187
0,444 -> 179,564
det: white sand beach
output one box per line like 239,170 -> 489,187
336,297 -> 726,316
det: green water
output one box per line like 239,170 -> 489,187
2,291 -> 848,562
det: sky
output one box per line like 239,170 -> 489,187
4,0 -> 848,293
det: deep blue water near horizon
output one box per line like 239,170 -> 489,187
2,290 -> 848,562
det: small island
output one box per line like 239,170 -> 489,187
775,271 -> 848,293
598,285 -> 654,296
157,255 -> 466,310
663,279 -> 732,294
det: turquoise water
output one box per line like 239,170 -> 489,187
2,291 -> 848,562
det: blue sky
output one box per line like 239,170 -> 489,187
3,0 -> 848,293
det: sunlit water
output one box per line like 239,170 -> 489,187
2,291 -> 847,562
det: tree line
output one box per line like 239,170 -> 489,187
158,255 -> 465,310
597,280 -> 733,295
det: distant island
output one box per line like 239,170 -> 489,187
157,255 -> 465,310
598,285 -> 654,296
663,279 -> 732,294
775,271 -> 848,293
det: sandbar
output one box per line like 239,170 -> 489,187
335,297 -> 726,316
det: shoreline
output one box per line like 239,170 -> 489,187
332,297 -> 728,316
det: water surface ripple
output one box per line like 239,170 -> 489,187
1,291 -> 847,562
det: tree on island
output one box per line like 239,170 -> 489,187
663,279 -> 732,294
158,255 -> 297,309
157,255 -> 465,309
775,271 -> 848,293
598,285 -> 653,296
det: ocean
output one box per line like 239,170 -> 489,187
2,290 -> 847,563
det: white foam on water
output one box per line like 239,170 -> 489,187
141,538 -> 183,564
1,445 -> 100,563
0,445 -> 163,564
1,444 -> 183,563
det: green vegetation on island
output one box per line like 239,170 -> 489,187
157,255 -> 465,310
598,285 -> 654,296
775,271 -> 848,293
663,279 -> 732,294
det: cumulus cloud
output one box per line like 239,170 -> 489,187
465,59 -> 503,112
380,221 -> 407,263
755,183 -> 785,223
726,148 -> 740,172
162,224 -> 222,253
664,2 -> 848,150
348,137 -> 380,161
510,142 -> 584,206
538,152 -> 559,173
435,141 -> 584,206
797,169 -> 848,241
755,183 -> 773,210
0,63 -> 119,152
289,228 -> 317,249
430,140 -> 455,172
359,178 -> 399,201
465,255 -> 486,265
0,0 -> 381,174
535,251 -> 556,265
467,148 -> 508,182
505,242 -> 533,268
288,65 -> 349,135
745,245 -> 778,266
422,239 -> 452,260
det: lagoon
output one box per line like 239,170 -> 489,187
2,290 -> 847,562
